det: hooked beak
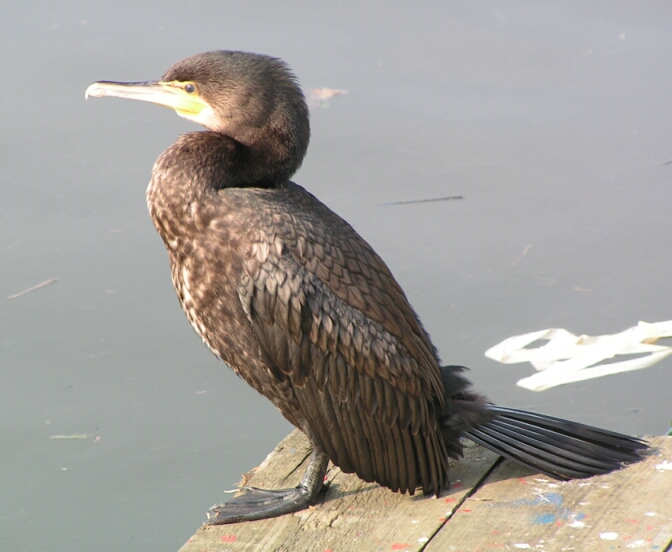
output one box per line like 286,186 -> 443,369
85,80 -> 208,118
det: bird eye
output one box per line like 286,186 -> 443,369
184,83 -> 197,94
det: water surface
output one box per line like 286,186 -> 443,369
2,2 -> 671,550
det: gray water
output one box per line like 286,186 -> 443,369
2,2 -> 671,550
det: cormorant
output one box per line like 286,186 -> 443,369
86,51 -> 647,524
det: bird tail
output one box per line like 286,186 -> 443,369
438,365 -> 647,480
465,405 -> 648,480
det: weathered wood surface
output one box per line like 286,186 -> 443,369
426,436 -> 672,552
179,433 -> 671,552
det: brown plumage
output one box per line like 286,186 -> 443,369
86,50 -> 647,524
150,159 -> 457,496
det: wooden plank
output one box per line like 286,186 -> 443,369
179,434 -> 671,552
425,436 -> 672,551
178,430 -> 500,552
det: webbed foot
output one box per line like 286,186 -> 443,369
207,485 -> 314,524
206,448 -> 329,524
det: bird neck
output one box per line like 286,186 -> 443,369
165,129 -> 304,188
146,130 -> 301,247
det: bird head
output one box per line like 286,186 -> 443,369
86,51 -> 310,168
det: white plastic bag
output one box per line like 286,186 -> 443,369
485,320 -> 672,391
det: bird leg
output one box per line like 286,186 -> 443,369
206,447 -> 329,524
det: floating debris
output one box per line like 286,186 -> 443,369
486,320 -> 672,391
378,195 -> 463,207
49,434 -> 88,440
8,278 -> 57,299
511,244 -> 531,266
308,87 -> 348,108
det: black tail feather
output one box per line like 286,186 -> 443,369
487,415 -> 641,464
484,419 -> 620,471
465,405 -> 648,480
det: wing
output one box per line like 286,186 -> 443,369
235,184 -> 449,495
250,183 -> 444,390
